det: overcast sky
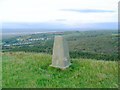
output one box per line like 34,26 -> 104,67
0,0 -> 119,30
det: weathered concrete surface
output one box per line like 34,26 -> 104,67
50,36 -> 71,69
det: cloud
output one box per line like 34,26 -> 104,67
60,9 -> 115,13
0,0 -> 118,23
55,19 -> 67,21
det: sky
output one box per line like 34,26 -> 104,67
0,0 -> 119,31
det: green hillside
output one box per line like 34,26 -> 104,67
2,52 -> 118,88
2,30 -> 118,61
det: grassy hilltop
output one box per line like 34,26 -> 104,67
2,52 -> 118,88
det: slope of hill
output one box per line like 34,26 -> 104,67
2,52 -> 118,88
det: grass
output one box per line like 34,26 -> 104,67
2,52 -> 118,88
0,52 -> 2,89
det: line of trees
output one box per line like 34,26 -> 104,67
3,46 -> 118,61
69,51 -> 118,61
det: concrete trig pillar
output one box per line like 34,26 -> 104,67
50,36 -> 71,69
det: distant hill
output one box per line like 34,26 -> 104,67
2,22 -> 117,33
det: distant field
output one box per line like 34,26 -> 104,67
2,30 -> 118,61
2,52 -> 118,88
